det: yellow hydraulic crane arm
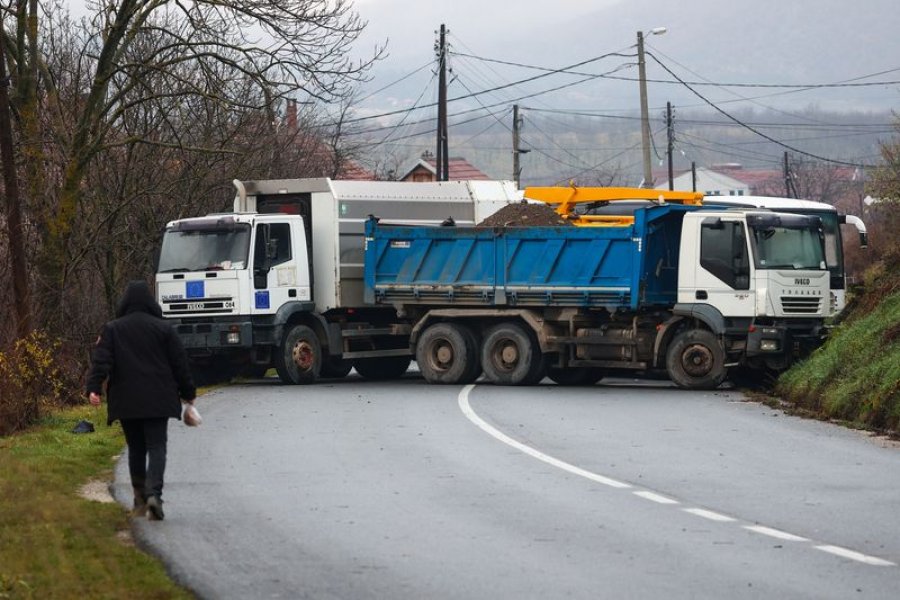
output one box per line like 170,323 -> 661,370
523,186 -> 704,227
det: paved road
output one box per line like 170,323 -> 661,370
114,375 -> 900,599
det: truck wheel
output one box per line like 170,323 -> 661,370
320,357 -> 352,379
274,325 -> 321,384
547,367 -> 605,386
481,322 -> 543,385
416,323 -> 481,384
666,329 -> 726,390
353,356 -> 411,380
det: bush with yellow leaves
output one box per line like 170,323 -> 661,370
0,330 -> 82,436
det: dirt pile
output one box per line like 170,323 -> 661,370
477,201 -> 572,227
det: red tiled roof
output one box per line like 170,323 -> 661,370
338,161 -> 376,181
401,156 -> 491,181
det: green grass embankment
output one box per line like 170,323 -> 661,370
776,261 -> 900,435
0,406 -> 191,599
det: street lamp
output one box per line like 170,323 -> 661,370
638,27 -> 666,188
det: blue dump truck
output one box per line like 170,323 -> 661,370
366,203 -> 830,389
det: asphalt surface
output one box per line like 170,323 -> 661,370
114,375 -> 900,599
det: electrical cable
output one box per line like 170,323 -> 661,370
647,52 -> 877,168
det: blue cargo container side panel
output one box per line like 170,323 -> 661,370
502,227 -> 636,308
366,225 -> 498,304
504,237 -> 635,289
365,206 -> 700,309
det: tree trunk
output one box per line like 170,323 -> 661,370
0,24 -> 32,338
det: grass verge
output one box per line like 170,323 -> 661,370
0,405 -> 192,599
776,289 -> 900,436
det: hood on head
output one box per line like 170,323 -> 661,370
116,280 -> 163,318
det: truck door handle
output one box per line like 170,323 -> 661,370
696,290 -> 708,300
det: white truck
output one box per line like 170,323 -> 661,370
155,178 -> 521,383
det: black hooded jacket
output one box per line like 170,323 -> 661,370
87,281 -> 196,425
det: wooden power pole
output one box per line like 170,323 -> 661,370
435,24 -> 449,181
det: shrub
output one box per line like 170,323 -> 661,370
0,330 -> 83,436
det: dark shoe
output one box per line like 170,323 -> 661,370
147,496 -> 165,521
132,488 -> 148,518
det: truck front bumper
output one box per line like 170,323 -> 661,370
172,320 -> 254,354
746,322 -> 826,359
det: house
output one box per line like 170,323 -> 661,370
655,164 -> 783,197
399,152 -> 491,182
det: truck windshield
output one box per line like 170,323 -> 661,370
749,217 -> 825,270
158,225 -> 251,272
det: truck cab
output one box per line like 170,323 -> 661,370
676,210 -> 829,376
156,213 -> 311,378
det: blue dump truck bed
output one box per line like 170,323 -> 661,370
364,204 -> 698,311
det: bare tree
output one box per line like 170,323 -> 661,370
0,0 -> 382,338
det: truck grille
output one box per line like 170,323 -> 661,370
164,297 -> 235,314
780,297 -> 822,315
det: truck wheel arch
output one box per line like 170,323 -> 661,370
672,303 -> 727,335
655,305 -> 727,368
272,301 -> 337,355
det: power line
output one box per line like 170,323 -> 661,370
355,60 -> 436,104
520,107 -> 893,131
344,48 -> 638,125
646,52 -> 877,168
456,50 -> 900,89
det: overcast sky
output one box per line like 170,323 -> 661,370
348,0 -> 900,118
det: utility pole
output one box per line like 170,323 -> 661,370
637,31 -> 652,188
512,104 -> 529,188
691,162 -> 697,192
783,151 -> 795,198
666,102 -> 674,190
636,27 -> 666,188
435,24 -> 449,181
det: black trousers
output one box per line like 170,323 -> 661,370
120,418 -> 169,500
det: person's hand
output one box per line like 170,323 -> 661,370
89,392 -> 101,406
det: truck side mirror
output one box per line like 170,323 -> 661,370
859,231 -> 868,249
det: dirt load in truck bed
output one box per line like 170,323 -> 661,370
477,201 -> 573,227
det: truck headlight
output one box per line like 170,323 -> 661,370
226,324 -> 241,344
760,339 -> 779,352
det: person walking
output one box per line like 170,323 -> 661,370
87,280 -> 196,521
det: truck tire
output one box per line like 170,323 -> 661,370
547,367 -> 605,386
665,329 -> 726,390
416,323 -> 481,384
320,357 -> 352,379
481,322 -> 544,385
274,324 -> 321,384
353,356 -> 411,380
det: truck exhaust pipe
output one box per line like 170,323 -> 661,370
233,179 -> 249,213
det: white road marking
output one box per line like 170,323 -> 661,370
634,491 -> 679,505
682,508 -> 736,523
457,385 -> 631,489
744,525 -> 809,542
815,545 -> 896,567
458,385 -> 896,568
